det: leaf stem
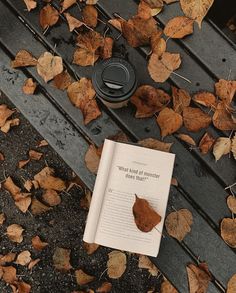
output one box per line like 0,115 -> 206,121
171,71 -> 192,83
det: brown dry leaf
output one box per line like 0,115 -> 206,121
177,134 -> 196,146
83,242 -> 99,255
34,166 -> 66,191
84,144 -> 101,174
133,195 -> 162,232
82,5 -> 98,28
171,177 -> 178,186
23,0 -> 37,11
67,78 -> 101,125
37,139 -> 48,147
15,196 -> 32,213
165,209 -> 193,241
220,218 -> 236,248
0,104 -> 15,127
163,0 -> 179,3
213,137 -> 231,161
157,108 -> 183,137
53,70 -> 72,90
15,251 -> 31,266
97,282 -> 112,293
183,107 -> 211,132
107,251 -> 127,279
180,0 -> 214,28
148,52 -> 181,83
151,37 -> 166,57
0,253 -> 16,265
138,255 -> 159,276
172,86 -> 191,114
199,132 -> 215,154
2,266 -> 17,284
3,177 -> 21,197
80,189 -> 92,209
37,52 -> 63,83
108,18 -> 123,31
6,224 -> 24,243
18,159 -> 30,169
122,15 -> 158,47
131,85 -> 171,118
0,152 -> 4,161
227,274 -> 236,293
39,4 -> 59,29
32,180 -> 39,189
164,16 -> 194,38
22,78 -> 37,95
186,263 -> 212,293
100,37 -> 114,59
32,235 -> 48,251
0,213 -> 6,225
15,281 -> 31,293
24,180 -> 33,192
160,280 -> 178,293
213,102 -> 236,131
232,133 -> 236,160
1,118 -> 20,133
29,150 -> 43,160
75,269 -> 95,285
61,0 -> 77,12
138,138 -> 173,152
138,1 -> 162,19
31,198 -> 52,215
227,196 -> 236,214
73,31 -> 104,66
193,92 -> 216,108
28,258 -> 40,270
53,247 -> 72,271
215,79 -> 236,105
64,13 -> 84,32
11,50 -> 37,68
42,189 -> 61,206
86,0 -> 98,4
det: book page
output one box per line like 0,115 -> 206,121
94,141 -> 175,256
83,139 -> 116,243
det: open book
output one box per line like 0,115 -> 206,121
83,139 -> 175,257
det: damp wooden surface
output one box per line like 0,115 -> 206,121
0,1 -> 235,292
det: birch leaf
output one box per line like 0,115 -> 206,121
199,132 -> 215,155
39,5 -> 59,29
138,138 -> 173,152
177,134 -> 196,146
107,251 -> 127,279
193,92 -> 216,108
6,224 -> 24,243
227,274 -> 236,293
15,251 -> 32,266
220,218 -> 236,248
32,236 -> 48,251
0,105 -> 15,127
23,0 -> 37,11
157,108 -> 183,137
183,107 -> 211,132
227,196 -> 236,214
161,280 -> 178,293
11,50 -> 37,68
75,269 -> 95,285
138,255 -> 159,276
22,78 -> 37,95
53,247 -> 72,271
164,16 -> 194,38
231,133 -> 236,160
213,137 -> 231,161
186,263 -> 211,293
64,13 -> 84,32
61,0 -> 77,12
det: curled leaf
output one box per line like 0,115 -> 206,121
29,149 -> 43,160
164,16 -> 194,38
183,107 -> 211,132
32,236 -> 48,251
213,137 -> 231,161
11,50 -> 37,68
22,78 -> 37,95
199,132 -> 215,154
157,108 -> 183,137
1,118 -> 20,133
193,92 -> 216,108
172,86 -> 191,114
107,251 -> 127,279
100,37 -> 114,60
0,104 -> 15,127
23,0 -> 37,11
139,138 -> 173,152
39,4 -> 59,30
186,263 -> 211,293
177,134 -> 196,146
64,13 -> 84,32
75,269 -> 95,285
220,218 -> 236,248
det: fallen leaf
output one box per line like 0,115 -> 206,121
177,134 -> 196,146
42,189 -> 61,206
0,213 -> 6,225
64,13 -> 84,32
18,159 -> 30,169
0,253 -> 16,265
227,274 -> 236,293
97,282 -> 112,293
100,37 -> 114,59
15,281 -> 31,293
53,70 -> 72,90
193,92 -> 216,108
11,50 -> 37,68
28,258 -> 40,270
172,86 -> 191,114
220,218 -> 236,248
183,107 -> 211,132
61,0 -> 77,12
24,180 -> 33,192
29,149 -> 43,160
164,16 -> 194,38
157,108 -> 183,137
213,102 -> 236,131
151,37 -> 166,56
3,177 -> 21,197
15,196 -> 32,213
180,0 -> 214,28
83,242 -> 99,255
160,280 -> 178,293
138,138 -> 173,152
37,52 -> 63,83
23,0 -> 37,11
53,247 -> 72,271
75,269 -> 95,285
133,195 -> 162,232
186,263 -> 212,293
31,198 -> 52,215
213,137 -> 231,161
138,255 -> 159,276
80,189 -> 92,209
138,1 -> 163,19
86,0 -> 98,4
32,180 -> 39,189
1,118 -> 20,133
82,5 -> 98,27
6,224 -> 24,243
227,196 -> 236,214
108,18 -> 123,31
232,133 -> 236,160
2,266 -> 17,284
171,177 -> 178,186
34,167 -> 66,191
148,52 -> 181,83
22,78 -> 37,95
0,152 -> 4,161
73,31 -> 104,66
107,251 -> 127,279
131,85 -> 171,118
15,251 -> 31,266
39,4 -> 59,29
37,139 -> 48,147
0,104 -> 15,127
32,236 -> 48,251
199,132 -> 215,154
215,79 -> 236,105
122,15 -> 158,47
84,144 -> 101,174
165,209 -> 193,241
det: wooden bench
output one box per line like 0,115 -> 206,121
0,0 -> 235,291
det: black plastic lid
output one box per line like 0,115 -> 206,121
92,57 -> 137,103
